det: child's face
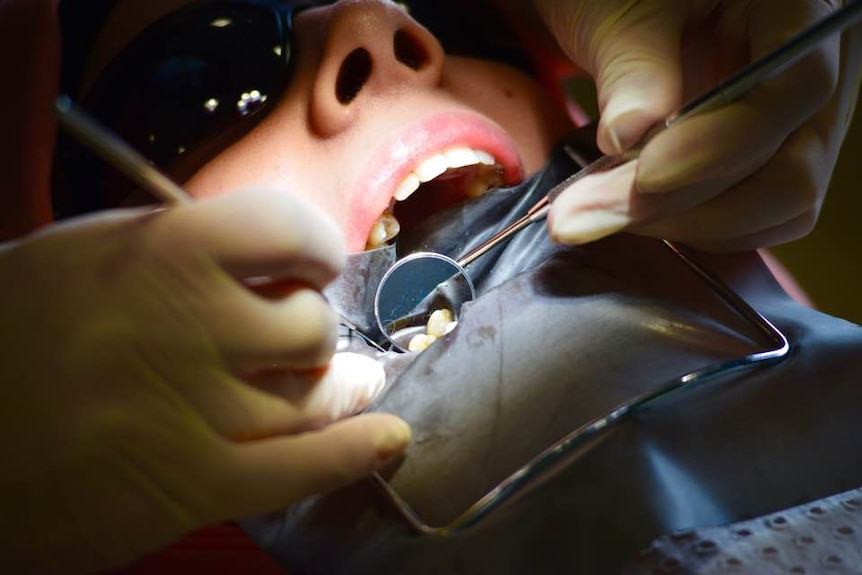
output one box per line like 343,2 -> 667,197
92,0 -> 573,252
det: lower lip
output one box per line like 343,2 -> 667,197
346,111 -> 524,251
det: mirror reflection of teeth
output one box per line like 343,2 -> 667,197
365,147 -> 503,250
407,308 -> 457,352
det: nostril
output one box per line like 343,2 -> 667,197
336,48 -> 372,105
393,29 -> 429,71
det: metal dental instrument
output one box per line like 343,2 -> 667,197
373,0 -> 862,351
54,95 -> 191,205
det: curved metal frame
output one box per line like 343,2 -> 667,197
370,240 -> 791,535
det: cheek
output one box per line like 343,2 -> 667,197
182,133 -> 341,223
444,58 -> 572,173
183,141 -> 351,250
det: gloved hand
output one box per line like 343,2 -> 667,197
536,0 -> 862,251
0,188 -> 409,573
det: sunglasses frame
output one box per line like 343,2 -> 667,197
53,0 -> 334,218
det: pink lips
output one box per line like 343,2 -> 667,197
346,110 -> 524,251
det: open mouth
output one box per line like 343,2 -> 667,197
365,146 -> 506,250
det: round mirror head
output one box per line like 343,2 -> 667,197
374,252 -> 475,352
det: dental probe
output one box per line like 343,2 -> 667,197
457,0 -> 862,267
54,95 -> 191,206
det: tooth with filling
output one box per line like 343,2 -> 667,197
426,308 -> 454,338
365,212 -> 400,250
408,333 -> 437,352
470,166 -> 504,198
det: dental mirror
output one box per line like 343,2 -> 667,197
374,252 -> 475,352
374,0 -> 862,352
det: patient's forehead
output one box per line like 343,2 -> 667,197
82,0 -> 196,93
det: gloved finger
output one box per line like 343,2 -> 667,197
549,162 -> 816,252
544,0 -> 686,154
630,120 -> 836,250
548,159 -> 636,244
630,0 -> 840,194
160,367 -> 319,442
154,187 -> 346,289
549,147 -> 762,245
197,283 -> 340,371
571,0 -> 838,200
549,36 -> 844,245
158,355 -> 383,443
635,38 -> 840,197
242,352 -> 387,428
632,18 -> 861,253
635,0 -> 845,196
199,413 -> 411,522
549,123 -> 821,249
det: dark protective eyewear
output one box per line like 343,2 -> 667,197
53,0 -> 335,218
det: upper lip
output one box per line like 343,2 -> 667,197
346,110 -> 524,251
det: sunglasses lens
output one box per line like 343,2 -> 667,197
57,2 -> 291,214
105,3 -> 289,164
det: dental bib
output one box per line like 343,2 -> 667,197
244,127 -> 862,574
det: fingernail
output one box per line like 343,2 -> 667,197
605,124 -> 624,155
374,419 -> 412,463
601,94 -> 653,154
601,108 -> 647,154
550,209 -> 630,245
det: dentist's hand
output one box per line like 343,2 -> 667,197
536,0 -> 862,251
0,188 -> 409,573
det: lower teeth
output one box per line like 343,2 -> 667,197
408,308 -> 457,352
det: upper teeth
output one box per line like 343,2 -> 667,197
394,147 -> 497,202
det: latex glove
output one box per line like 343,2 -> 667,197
0,188 -> 409,573
536,0 -> 862,251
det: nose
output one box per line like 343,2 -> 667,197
305,0 -> 445,136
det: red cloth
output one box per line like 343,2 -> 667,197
0,0 -> 59,241
114,525 -> 285,575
